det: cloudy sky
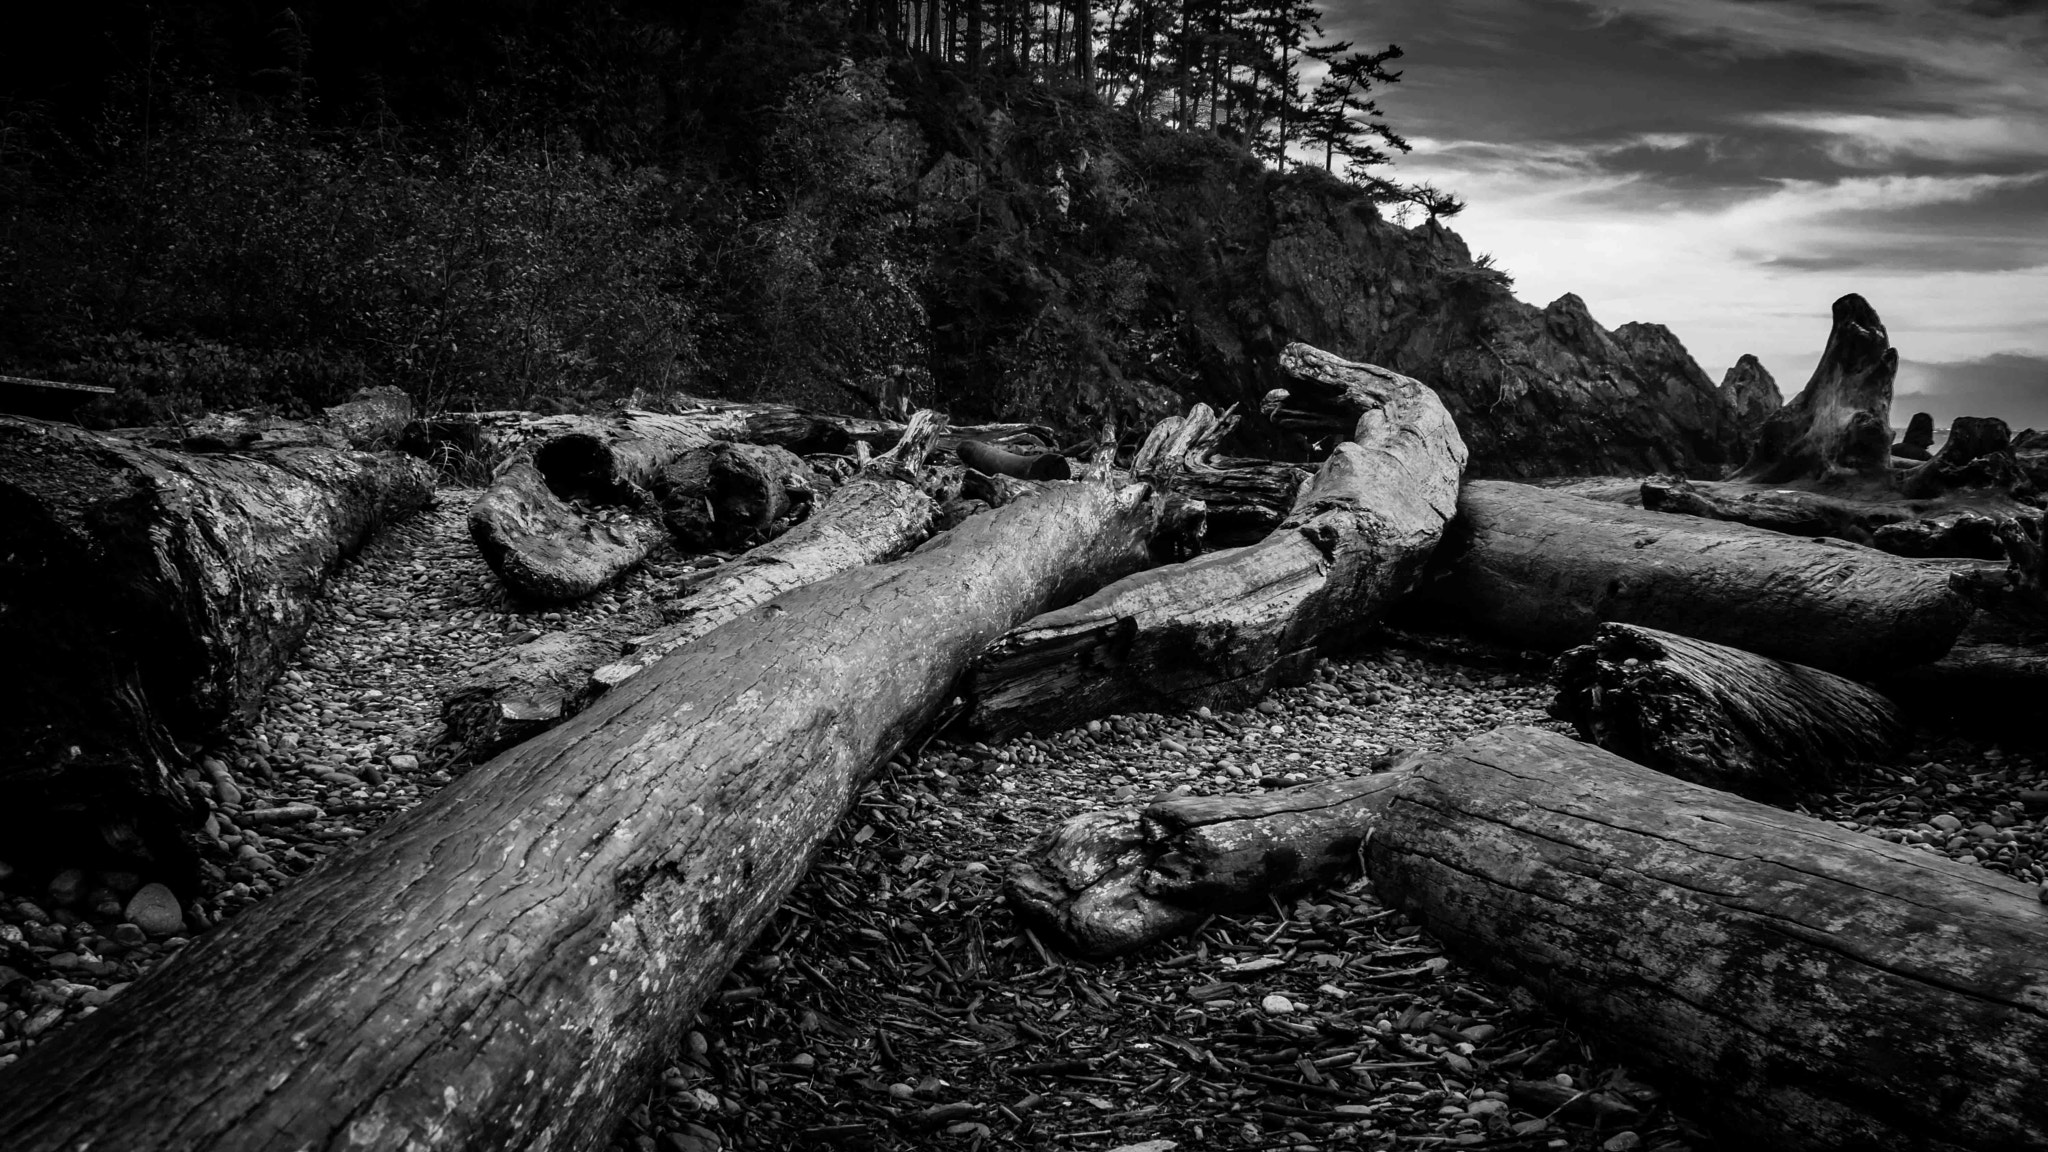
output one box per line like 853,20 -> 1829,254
1319,0 -> 2048,427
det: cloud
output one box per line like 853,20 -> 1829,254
1750,113 -> 2048,167
1318,0 -> 2048,378
1895,353 -> 2048,430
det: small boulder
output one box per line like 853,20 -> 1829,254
124,883 -> 186,937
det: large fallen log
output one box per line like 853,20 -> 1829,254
1739,293 -> 1897,484
1425,480 -> 1974,674
1368,727 -> 2048,1152
1013,726 -> 2048,1149
963,344 -> 1466,739
0,411 -> 1215,1152
1550,623 -> 1906,800
0,416 -> 435,871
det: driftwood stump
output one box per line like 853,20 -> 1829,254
1550,623 -> 1906,799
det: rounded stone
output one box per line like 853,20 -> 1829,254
124,883 -> 186,937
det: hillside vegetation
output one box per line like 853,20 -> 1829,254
0,0 -> 1739,475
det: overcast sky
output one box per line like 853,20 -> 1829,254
1318,0 -> 2048,427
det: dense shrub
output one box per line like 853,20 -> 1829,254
1,97 -> 701,423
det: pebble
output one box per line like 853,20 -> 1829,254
124,883 -> 185,936
1261,993 -> 1295,1015
46,869 -> 87,908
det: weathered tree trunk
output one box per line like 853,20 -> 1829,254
1892,411 -> 1935,460
956,438 -> 1072,481
652,442 -> 823,552
587,414 -> 946,692
964,344 -> 1466,739
469,410 -> 773,603
1368,726 -> 2048,1152
1426,480 -> 1974,675
469,406 -> 1064,603
1015,725 -> 2048,1149
1738,293 -> 1897,484
0,416 -> 435,871
1640,474 -> 1897,544
1170,457 -> 1311,546
1550,623 -> 1906,800
1009,769 -> 1409,956
443,416 -> 947,758
0,414 -> 1214,1152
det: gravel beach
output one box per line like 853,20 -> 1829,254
1,492 -> 2038,1151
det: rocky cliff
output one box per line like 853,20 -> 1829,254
705,59 -> 1744,479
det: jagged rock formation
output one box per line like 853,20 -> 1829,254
1719,354 -> 1782,442
1895,412 -> 1936,460
781,85 -> 1746,480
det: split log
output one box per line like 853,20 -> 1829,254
1892,411 -> 1935,460
1014,725 -> 2048,1149
964,344 -> 1466,740
0,410 -> 1216,1152
1550,623 -> 1906,800
1427,480 -> 1974,674
651,442 -> 824,552
1739,293 -> 1897,484
0,416 -> 435,870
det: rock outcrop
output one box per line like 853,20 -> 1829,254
1719,355 -> 1782,440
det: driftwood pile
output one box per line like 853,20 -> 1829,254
4,306 -> 2046,1152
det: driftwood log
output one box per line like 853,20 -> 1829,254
0,416 -> 435,871
469,405 -> 1062,603
964,344 -> 1466,739
1426,480 -> 1974,674
1170,457 -> 1311,546
1550,623 -> 1906,800
652,442 -> 823,552
955,438 -> 1072,481
1739,293 -> 1897,484
1014,725 -> 2048,1150
588,414 -> 945,692
0,412 -> 1216,1152
441,414 -> 947,760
